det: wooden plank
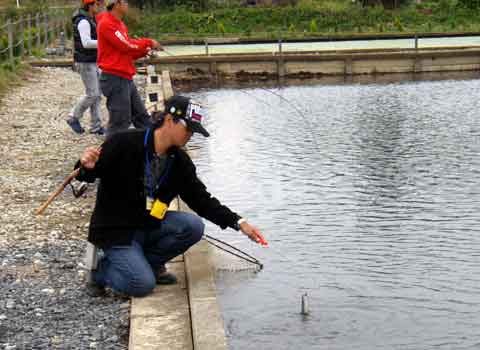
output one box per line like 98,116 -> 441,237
162,71 -> 174,99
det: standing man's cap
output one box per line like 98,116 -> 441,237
165,95 -> 210,137
83,0 -> 97,4
104,0 -> 120,6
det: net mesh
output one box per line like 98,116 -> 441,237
203,235 -> 263,272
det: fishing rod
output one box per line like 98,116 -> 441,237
36,169 -> 80,215
36,147 -> 101,215
35,170 -> 91,215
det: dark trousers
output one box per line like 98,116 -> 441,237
93,211 -> 204,297
100,73 -> 152,137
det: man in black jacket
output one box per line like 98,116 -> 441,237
77,95 -> 267,297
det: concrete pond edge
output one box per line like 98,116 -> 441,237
128,70 -> 228,350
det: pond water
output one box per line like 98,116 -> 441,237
161,36 -> 480,56
188,77 -> 480,350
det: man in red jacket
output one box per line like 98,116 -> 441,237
98,0 -> 161,136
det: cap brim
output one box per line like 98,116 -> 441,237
187,121 -> 210,137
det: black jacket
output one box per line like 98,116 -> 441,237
75,128 -> 241,248
72,9 -> 98,63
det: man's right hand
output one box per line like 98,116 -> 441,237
151,40 -> 163,51
81,147 -> 101,169
240,221 -> 268,247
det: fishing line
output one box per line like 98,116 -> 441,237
258,87 -> 320,151
162,48 -> 176,57
159,45 -> 320,154
146,50 -> 328,303
236,88 -> 338,183
222,86 -> 333,308
149,48 -> 176,57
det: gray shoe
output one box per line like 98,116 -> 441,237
66,117 -> 85,134
154,265 -> 177,285
90,126 -> 106,135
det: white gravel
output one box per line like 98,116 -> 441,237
0,67 -> 146,349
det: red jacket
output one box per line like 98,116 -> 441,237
97,12 -> 153,80
96,11 -> 108,24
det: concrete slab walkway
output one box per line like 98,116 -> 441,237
128,70 -> 228,350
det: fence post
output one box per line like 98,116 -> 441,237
51,13 -> 56,41
57,16 -> 61,41
7,19 -> 14,67
59,11 -> 66,56
19,16 -> 24,58
414,33 -> 418,50
205,39 -> 209,56
27,15 -> 32,56
53,13 -> 58,42
62,16 -> 67,40
36,13 -> 41,50
44,13 -> 49,48
277,38 -> 285,78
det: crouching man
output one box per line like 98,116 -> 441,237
76,95 -> 267,297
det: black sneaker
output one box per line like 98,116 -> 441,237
86,281 -> 106,297
154,265 -> 178,285
90,126 -> 106,136
66,118 -> 85,134
85,271 -> 106,297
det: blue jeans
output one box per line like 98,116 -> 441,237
93,211 -> 204,297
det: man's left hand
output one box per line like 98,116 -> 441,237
240,222 -> 268,246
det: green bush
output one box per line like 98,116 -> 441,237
0,34 -> 8,52
217,22 -> 226,34
457,0 -> 480,8
127,0 -> 480,38
394,16 -> 405,31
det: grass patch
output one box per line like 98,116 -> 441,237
127,0 -> 480,40
0,60 -> 30,104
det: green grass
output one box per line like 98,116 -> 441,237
127,0 -> 480,40
0,60 -> 29,102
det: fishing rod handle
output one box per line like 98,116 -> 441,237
35,168 -> 80,216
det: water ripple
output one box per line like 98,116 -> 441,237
189,78 -> 480,350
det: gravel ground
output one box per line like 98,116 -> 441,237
0,67 -> 146,350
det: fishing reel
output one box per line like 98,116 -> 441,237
70,182 -> 88,198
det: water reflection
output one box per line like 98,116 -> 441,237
188,77 -> 480,350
